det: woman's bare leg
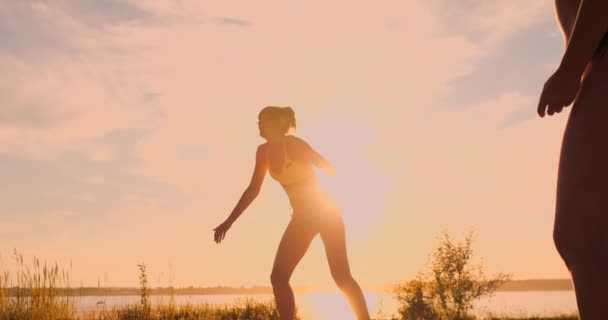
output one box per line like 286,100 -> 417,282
554,57 -> 608,320
271,218 -> 318,320
320,214 -> 370,320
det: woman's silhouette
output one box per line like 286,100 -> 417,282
213,106 -> 371,320
537,1 -> 608,319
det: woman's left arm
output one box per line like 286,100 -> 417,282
293,137 -> 337,176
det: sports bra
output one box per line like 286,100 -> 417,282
266,136 -> 314,186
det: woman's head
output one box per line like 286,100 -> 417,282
258,106 -> 296,139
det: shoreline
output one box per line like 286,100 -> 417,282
3,279 -> 573,296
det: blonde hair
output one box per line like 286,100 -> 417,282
259,106 -> 296,134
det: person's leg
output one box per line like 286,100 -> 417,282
319,213 -> 370,320
554,222 -> 608,320
567,256 -> 608,320
555,173 -> 608,320
554,63 -> 608,320
271,217 -> 318,320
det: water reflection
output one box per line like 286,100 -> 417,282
74,291 -> 577,319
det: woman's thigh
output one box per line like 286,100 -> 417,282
555,57 -> 608,257
272,217 -> 318,280
318,213 -> 352,277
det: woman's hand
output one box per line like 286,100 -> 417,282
213,220 -> 233,243
537,66 -> 583,117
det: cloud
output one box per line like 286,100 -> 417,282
499,104 -> 537,129
45,210 -> 81,218
429,0 -> 552,49
1,210 -> 81,225
56,0 -> 155,26
0,103 -> 74,129
0,1 -> 162,160
83,175 -> 106,185
90,145 -> 114,162
0,2 -> 76,59
428,0 -> 560,124
215,17 -> 252,27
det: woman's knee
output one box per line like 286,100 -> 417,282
553,223 -> 582,268
270,268 -> 290,287
331,270 -> 355,289
553,223 -> 606,269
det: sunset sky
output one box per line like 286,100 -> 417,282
1,1 -> 572,289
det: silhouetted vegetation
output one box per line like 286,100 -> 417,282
138,263 -> 151,316
488,317 -> 577,320
0,250 -> 296,320
0,249 -> 75,319
0,249 -> 574,319
394,231 -> 511,320
89,300 -> 290,320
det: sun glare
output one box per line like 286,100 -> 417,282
305,117 -> 391,237
302,292 -> 357,320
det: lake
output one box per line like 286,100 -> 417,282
75,291 -> 578,319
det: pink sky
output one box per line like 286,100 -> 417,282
0,0 -> 571,288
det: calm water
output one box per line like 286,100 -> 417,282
75,291 -> 577,319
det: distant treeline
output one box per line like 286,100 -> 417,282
2,279 -> 573,296
3,286 -> 273,296
498,279 -> 573,291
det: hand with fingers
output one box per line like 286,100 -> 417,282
537,66 -> 582,118
213,220 -> 233,243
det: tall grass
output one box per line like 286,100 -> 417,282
137,263 -> 151,317
105,300 -> 286,320
0,249 -> 75,320
0,250 -> 295,320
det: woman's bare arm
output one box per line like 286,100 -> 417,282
214,145 -> 267,243
292,137 -> 337,176
559,0 -> 608,76
224,145 -> 267,225
555,0 -> 581,43
538,0 -> 608,117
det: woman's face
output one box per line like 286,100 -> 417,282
258,113 -> 280,138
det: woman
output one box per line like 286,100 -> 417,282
213,106 -> 371,320
537,1 -> 608,319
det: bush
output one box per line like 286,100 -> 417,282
394,231 -> 510,320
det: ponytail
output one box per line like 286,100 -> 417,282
281,106 -> 296,130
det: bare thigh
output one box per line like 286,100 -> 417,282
271,216 -> 319,281
555,57 -> 608,261
318,212 -> 352,278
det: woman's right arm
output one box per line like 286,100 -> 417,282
214,145 -> 267,243
538,0 -> 608,117
559,0 -> 608,76
554,0 -> 581,43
